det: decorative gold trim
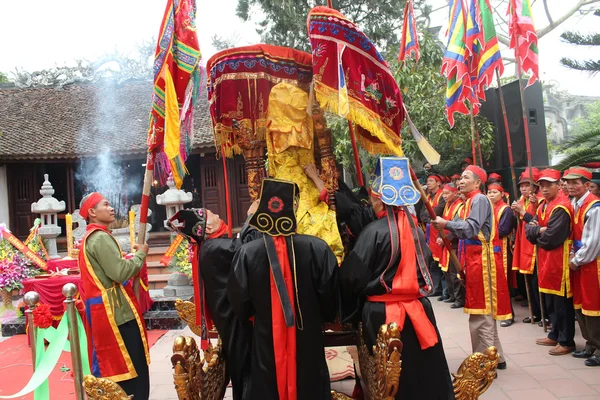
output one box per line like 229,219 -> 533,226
82,375 -> 132,399
171,336 -> 227,400
356,322 -> 403,400
452,346 -> 499,400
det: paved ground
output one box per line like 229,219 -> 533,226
148,299 -> 600,400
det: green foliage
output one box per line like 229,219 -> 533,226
570,100 -> 600,137
236,0 -> 413,56
0,72 -> 9,83
560,10 -> 600,74
556,128 -> 600,170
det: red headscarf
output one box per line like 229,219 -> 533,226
465,165 -> 487,183
443,184 -> 458,192
487,184 -> 504,192
79,192 -> 104,220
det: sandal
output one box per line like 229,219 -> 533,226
500,319 -> 514,327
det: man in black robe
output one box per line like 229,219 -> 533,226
228,179 -> 339,400
167,205 -> 262,400
340,157 -> 455,400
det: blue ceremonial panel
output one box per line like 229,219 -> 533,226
376,157 -> 420,206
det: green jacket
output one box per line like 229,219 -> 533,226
85,231 -> 147,326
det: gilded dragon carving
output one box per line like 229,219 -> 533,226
452,346 -> 499,400
82,375 -> 132,400
171,336 -> 227,400
175,298 -> 204,337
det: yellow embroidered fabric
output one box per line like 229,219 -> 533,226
267,83 -> 344,263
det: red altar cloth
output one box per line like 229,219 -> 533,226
22,275 -> 85,327
45,258 -> 78,272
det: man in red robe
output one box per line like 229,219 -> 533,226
564,167 -> 600,366
526,169 -> 575,356
433,165 -> 511,371
78,192 -> 150,399
420,174 -> 445,299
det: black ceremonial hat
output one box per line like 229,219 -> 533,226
166,208 -> 207,243
249,179 -> 299,236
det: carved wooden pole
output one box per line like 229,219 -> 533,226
233,120 -> 267,201
312,100 -> 339,210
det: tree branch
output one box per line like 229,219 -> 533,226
543,0 -> 554,25
537,0 -> 600,39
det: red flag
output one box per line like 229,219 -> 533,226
148,0 -> 202,188
398,0 -> 420,64
507,0 -> 539,86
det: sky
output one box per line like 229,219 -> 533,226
1,0 -> 599,97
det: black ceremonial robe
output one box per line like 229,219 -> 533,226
199,220 -> 262,400
334,181 -> 375,249
228,235 -> 338,400
340,214 -> 455,400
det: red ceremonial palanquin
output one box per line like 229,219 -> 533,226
572,193 -> 600,316
79,225 -> 150,382
459,192 -> 512,320
426,190 -> 444,262
536,197 -> 574,297
440,198 -> 464,272
491,202 -> 514,292
512,195 -> 541,274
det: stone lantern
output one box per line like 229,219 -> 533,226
156,175 -> 193,229
31,174 -> 65,259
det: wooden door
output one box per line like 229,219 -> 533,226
230,156 -> 252,227
8,164 -> 36,238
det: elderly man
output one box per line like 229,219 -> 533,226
420,174 -> 446,299
563,167 -> 600,366
433,165 -> 511,371
166,203 -> 261,399
78,193 -> 150,399
525,169 -> 575,356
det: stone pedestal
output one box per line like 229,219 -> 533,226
31,174 -> 65,259
163,273 -> 194,297
156,175 -> 193,230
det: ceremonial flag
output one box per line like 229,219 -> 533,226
473,0 -> 504,99
441,0 -> 470,81
465,0 -> 504,104
148,0 -> 202,188
508,0 -> 539,86
442,0 -> 473,126
398,0 -> 420,64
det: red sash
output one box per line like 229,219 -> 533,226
270,236 -> 297,400
367,210 -> 438,350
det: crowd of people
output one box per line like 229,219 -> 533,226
73,156 -> 600,400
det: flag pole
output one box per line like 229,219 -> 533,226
327,0 -> 364,188
470,103 -> 477,165
511,3 -> 546,330
475,127 -> 483,168
495,69 -> 534,324
135,152 -> 155,299
495,70 -> 518,197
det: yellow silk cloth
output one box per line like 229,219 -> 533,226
267,83 -> 344,264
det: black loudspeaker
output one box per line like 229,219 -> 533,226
480,80 -> 549,170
